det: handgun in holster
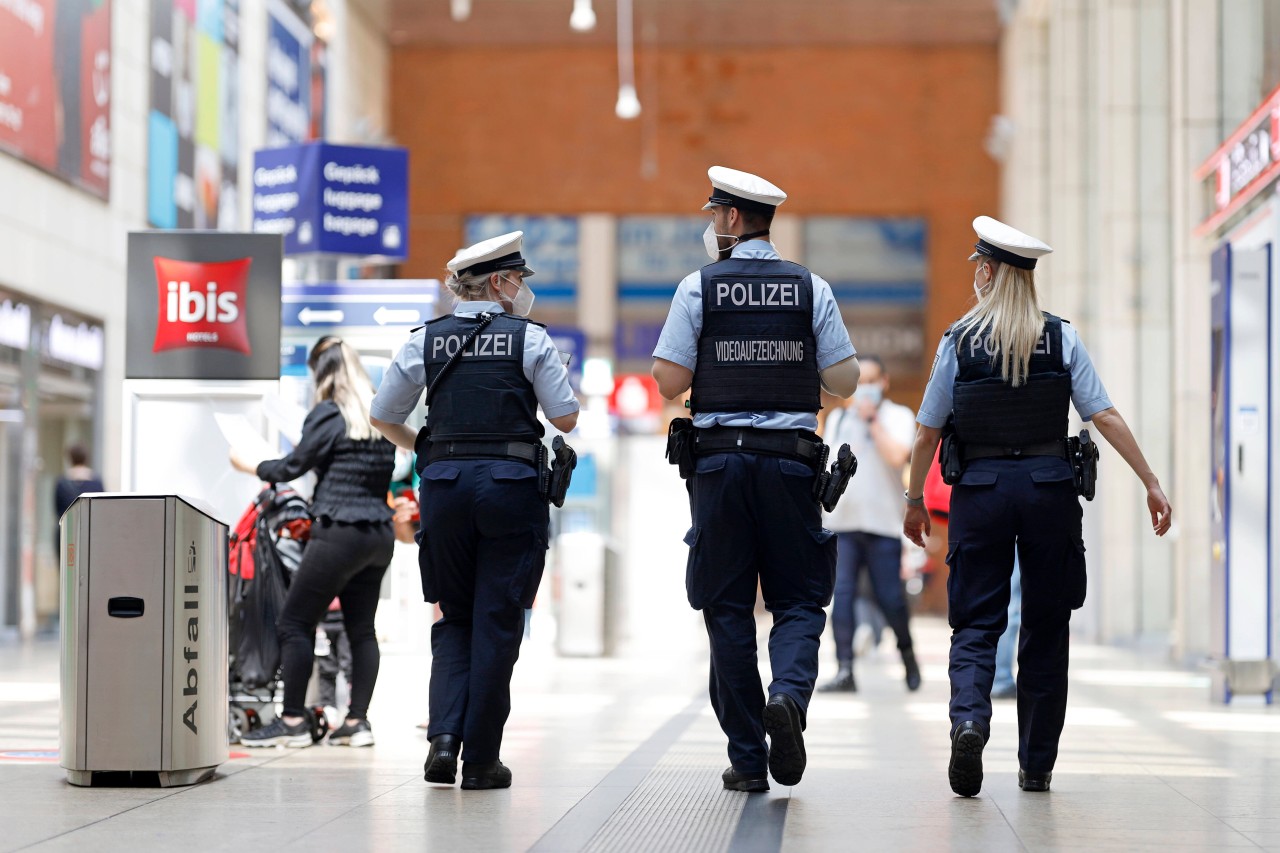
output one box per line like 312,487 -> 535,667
1067,429 -> 1099,501
939,419 -> 963,485
413,426 -> 431,476
665,417 -> 696,479
546,436 -> 577,508
815,443 -> 858,512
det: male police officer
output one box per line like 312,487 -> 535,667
371,231 -> 578,790
652,167 -> 860,792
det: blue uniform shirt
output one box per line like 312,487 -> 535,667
370,300 -> 580,424
916,319 -> 1113,428
652,240 -> 856,432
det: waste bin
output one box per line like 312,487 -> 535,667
60,494 -> 229,787
554,531 -> 619,657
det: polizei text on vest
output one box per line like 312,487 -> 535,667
713,281 -> 802,308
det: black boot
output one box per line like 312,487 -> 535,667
948,721 -> 985,797
817,663 -> 856,693
902,648 -> 922,692
763,693 -> 807,786
424,734 -> 460,784
461,760 -> 513,790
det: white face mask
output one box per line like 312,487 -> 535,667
499,275 -> 535,317
854,383 -> 883,406
703,221 -> 738,261
973,265 -> 989,300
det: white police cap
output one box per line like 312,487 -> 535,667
702,166 -> 787,214
968,216 -> 1052,270
447,231 -> 535,277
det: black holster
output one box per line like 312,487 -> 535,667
815,443 -> 858,512
1067,429 -> 1099,501
544,436 -> 576,507
939,420 -> 963,485
666,417 -> 696,479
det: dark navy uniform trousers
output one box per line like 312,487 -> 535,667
946,456 -> 1086,774
686,452 -> 837,773
418,458 -> 549,764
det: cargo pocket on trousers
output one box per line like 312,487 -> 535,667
684,526 -> 709,610
1066,539 -> 1088,610
512,524 -> 550,609
810,527 -> 837,605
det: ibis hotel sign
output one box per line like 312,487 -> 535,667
251,141 -> 409,260
1196,84 -> 1280,236
126,231 -> 283,380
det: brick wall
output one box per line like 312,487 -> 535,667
391,42 -> 999,387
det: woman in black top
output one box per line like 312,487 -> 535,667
232,337 -> 396,748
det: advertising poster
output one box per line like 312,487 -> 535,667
804,217 -> 928,382
0,0 -> 112,198
614,216 -> 706,372
266,0 -> 310,147
148,0 -> 240,230
465,214 -> 578,328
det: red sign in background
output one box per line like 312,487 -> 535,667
0,0 -> 111,198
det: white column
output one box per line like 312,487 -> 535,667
577,215 -> 618,361
1169,0 -> 1220,662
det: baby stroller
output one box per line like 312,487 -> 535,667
227,485 -> 328,744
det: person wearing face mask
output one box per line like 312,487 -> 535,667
370,231 -> 579,791
652,166 -> 860,793
903,216 -> 1172,798
816,355 -> 921,695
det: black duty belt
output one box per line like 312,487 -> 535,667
964,439 -> 1067,461
694,426 -> 823,465
426,439 -> 541,465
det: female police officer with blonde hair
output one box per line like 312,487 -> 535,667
370,231 -> 578,791
903,217 -> 1172,798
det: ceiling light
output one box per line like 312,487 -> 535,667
570,0 -> 596,32
451,0 -> 471,22
614,0 -> 639,120
615,84 -> 641,120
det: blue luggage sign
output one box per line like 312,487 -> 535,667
252,142 -> 410,260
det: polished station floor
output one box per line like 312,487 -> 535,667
2,617 -> 1279,852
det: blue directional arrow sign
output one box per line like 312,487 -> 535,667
281,280 -> 437,328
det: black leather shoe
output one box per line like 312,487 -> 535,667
902,649 -> 922,692
817,665 -> 856,693
763,693 -> 806,786
722,766 -> 769,793
424,734 -> 460,784
1018,768 -> 1052,792
948,721 -> 985,797
461,760 -> 512,790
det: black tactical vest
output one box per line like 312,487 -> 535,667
690,257 -> 821,414
423,313 -> 543,442
951,312 -> 1072,447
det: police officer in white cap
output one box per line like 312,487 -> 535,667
902,216 -> 1173,797
371,231 -> 579,790
652,167 -> 861,793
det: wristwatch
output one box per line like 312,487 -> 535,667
903,491 -> 925,508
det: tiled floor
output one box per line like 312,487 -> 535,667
2,617 -> 1278,852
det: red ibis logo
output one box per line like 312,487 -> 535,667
152,257 -> 252,355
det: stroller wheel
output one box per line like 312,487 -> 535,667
229,706 -> 251,743
245,707 -> 262,730
310,706 -> 329,743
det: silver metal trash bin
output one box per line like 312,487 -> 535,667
60,494 -> 229,787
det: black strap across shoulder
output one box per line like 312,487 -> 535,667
424,312 -> 495,409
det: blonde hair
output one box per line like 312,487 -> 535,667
444,268 -> 500,304
956,260 -> 1044,387
309,338 -> 377,440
